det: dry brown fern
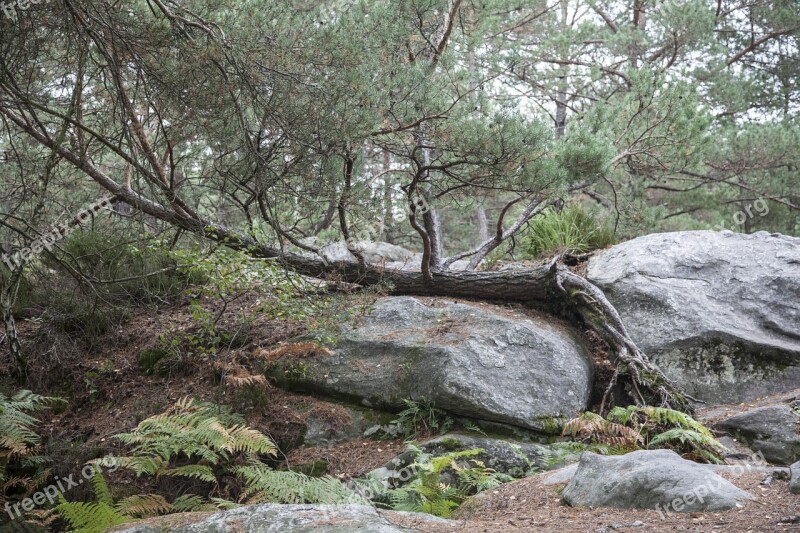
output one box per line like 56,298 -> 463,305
253,342 -> 333,361
226,372 -> 268,388
562,412 -> 642,450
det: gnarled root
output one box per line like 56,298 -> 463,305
554,264 -> 698,414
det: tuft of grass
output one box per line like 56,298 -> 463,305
523,205 -> 616,257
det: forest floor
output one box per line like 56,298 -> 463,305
5,293 -> 799,532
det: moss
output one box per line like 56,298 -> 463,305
679,338 -> 792,378
536,416 -> 565,435
438,437 -> 465,452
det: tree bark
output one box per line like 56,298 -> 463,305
1,267 -> 26,381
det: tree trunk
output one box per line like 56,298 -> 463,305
200,222 -> 693,412
1,268 -> 26,381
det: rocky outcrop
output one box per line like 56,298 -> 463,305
265,297 -> 593,433
715,405 -> 800,465
114,504 -> 454,532
562,450 -> 755,512
587,230 -> 800,404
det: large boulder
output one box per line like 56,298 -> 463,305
587,230 -> 800,404
266,297 -> 593,432
320,241 -> 415,265
114,504 -> 454,532
715,405 -> 800,465
562,450 -> 755,513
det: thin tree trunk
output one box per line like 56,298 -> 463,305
476,205 -> 489,244
382,151 -> 394,242
1,268 -> 26,381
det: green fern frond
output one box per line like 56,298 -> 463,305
236,465 -> 363,505
171,494 -> 215,512
116,494 -> 172,518
227,426 -> 278,456
115,397 -> 277,484
56,501 -> 127,533
162,464 -> 216,482
89,472 -> 114,506
208,497 -> 241,510
430,449 -> 482,474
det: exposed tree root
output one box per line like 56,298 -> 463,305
554,264 -> 698,413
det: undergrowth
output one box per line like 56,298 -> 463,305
562,406 -> 727,463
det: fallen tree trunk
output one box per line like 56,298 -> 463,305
201,225 -> 694,413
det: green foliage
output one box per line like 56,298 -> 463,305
168,246 -> 320,323
375,444 -> 513,518
53,232 -> 198,305
56,471 -> 207,533
56,500 -> 127,533
104,397 -> 366,516
114,397 -> 277,478
138,347 -> 180,377
564,406 -> 727,464
380,399 -> 454,440
522,205 -> 616,258
0,390 -> 62,502
236,465 -> 364,505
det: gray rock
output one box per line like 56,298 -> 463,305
115,504 -> 452,532
302,404 -> 393,447
321,241 -> 415,264
587,230 -> 800,404
790,461 -> 800,494
542,463 -> 578,485
544,459 -> 788,487
421,433 -> 570,477
266,297 -> 593,432
562,450 -> 755,513
715,405 -> 800,464
369,433 -> 577,484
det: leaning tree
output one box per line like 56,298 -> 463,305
7,0 -> 794,410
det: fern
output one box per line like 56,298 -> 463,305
115,494 -> 172,518
56,470 -> 214,529
55,501 -> 127,533
377,399 -> 455,440
0,390 -> 62,522
107,398 -> 363,518
565,406 -> 726,463
0,390 -> 61,484
89,472 -> 114,507
376,445 -> 514,518
171,494 -> 219,512
115,397 -> 277,480
236,464 -> 364,505
562,411 -> 642,451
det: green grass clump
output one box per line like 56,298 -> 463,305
523,205 -> 616,257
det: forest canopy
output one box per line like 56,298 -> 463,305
0,0 -> 797,270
